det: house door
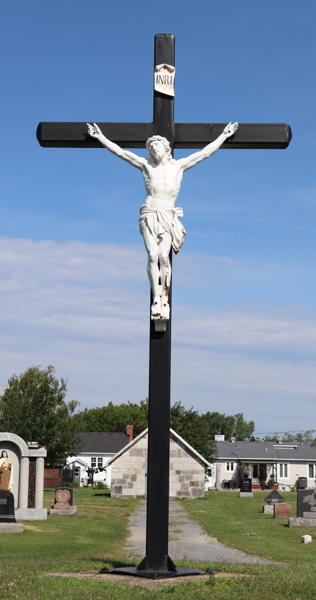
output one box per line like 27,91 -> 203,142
74,466 -> 80,485
253,464 -> 267,482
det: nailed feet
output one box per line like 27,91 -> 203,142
151,295 -> 170,320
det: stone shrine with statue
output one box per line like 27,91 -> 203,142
0,432 -> 47,520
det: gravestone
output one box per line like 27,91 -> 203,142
263,505 -> 274,514
49,487 -> 77,516
239,477 -> 253,498
289,489 -> 316,527
297,488 -> 316,519
240,478 -> 253,496
240,478 -> 252,492
0,490 -> 24,533
274,502 -> 292,519
264,490 -> 284,505
0,489 -> 15,522
54,487 -> 73,507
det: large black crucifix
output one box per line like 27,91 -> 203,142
37,34 -> 291,579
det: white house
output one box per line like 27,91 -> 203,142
211,439 -> 316,491
65,431 -> 131,487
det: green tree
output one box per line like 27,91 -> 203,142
264,430 -> 316,445
70,401 -> 256,462
170,402 -> 216,462
203,411 -> 236,440
70,399 -> 148,437
233,413 -> 256,440
0,366 -> 81,465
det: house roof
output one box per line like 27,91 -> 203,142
216,440 -> 316,462
67,457 -> 89,468
75,431 -> 129,454
106,427 -> 211,467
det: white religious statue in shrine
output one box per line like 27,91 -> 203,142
87,121 -> 238,320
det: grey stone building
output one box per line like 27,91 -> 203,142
106,428 -> 211,499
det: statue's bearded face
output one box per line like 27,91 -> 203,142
148,140 -> 166,162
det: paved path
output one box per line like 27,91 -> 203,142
125,500 -> 274,564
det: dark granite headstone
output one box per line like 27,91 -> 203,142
297,489 -> 316,518
264,490 -> 284,505
240,478 -> 252,493
0,490 -> 16,523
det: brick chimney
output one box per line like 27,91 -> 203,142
126,425 -> 133,443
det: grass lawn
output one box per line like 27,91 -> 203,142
0,488 -> 315,599
182,490 -> 316,566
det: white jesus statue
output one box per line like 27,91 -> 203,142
87,122 -> 238,320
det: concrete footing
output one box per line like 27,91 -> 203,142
240,492 -> 253,498
0,523 -> 24,534
49,506 -> 77,516
289,517 -> 316,528
16,508 -> 47,521
263,505 -> 274,514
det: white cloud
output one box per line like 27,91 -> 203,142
0,237 -> 315,431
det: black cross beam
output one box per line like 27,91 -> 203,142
37,34 -> 291,580
37,121 -> 291,150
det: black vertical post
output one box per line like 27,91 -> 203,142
153,33 -> 175,140
137,34 -> 176,574
108,34 -> 202,579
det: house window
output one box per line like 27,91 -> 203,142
309,464 -> 316,478
74,467 -> 80,477
279,463 -> 289,478
91,457 -> 96,468
226,462 -> 234,471
98,457 -> 103,468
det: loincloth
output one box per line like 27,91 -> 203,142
139,204 -> 186,253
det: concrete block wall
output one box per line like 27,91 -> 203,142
111,433 -> 205,499
111,435 -> 147,498
169,437 -> 205,499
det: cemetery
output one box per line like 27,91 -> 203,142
2,487 -> 316,598
1,2 -> 316,599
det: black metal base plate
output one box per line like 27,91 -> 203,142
103,566 -> 204,580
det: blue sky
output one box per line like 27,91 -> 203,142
0,1 -> 315,435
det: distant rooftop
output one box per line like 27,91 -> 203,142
75,431 -> 129,454
216,440 -> 316,461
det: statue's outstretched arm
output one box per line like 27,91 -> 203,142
87,123 -> 146,170
180,122 -> 238,172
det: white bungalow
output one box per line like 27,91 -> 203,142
211,438 -> 316,491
